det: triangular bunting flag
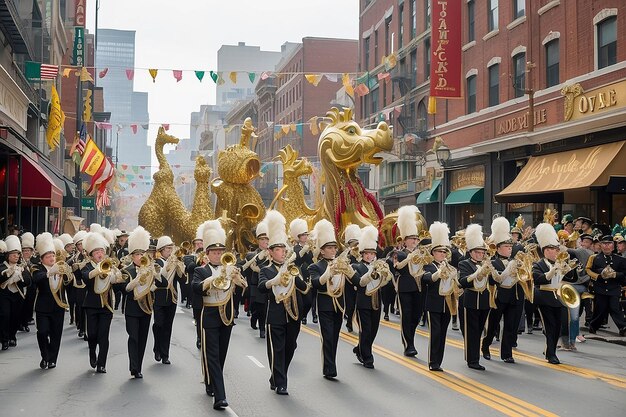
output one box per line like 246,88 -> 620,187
342,73 -> 354,98
131,124 -> 138,134
305,74 -> 323,86
217,72 -> 225,85
354,83 -> 370,97
62,68 -> 73,78
261,71 -> 272,80
248,72 -> 256,83
281,125 -> 290,135
126,69 -> 134,80
209,71 -> 218,83
141,124 -> 149,129
162,124 -> 170,131
229,71 -> 237,84
80,67 -> 94,82
99,68 -> 109,78
173,70 -> 183,82
148,69 -> 158,82
324,73 -> 339,82
195,71 -> 205,82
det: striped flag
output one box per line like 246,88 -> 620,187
24,61 -> 59,80
41,64 -> 59,79
80,138 -> 106,176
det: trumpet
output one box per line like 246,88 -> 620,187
175,241 -> 191,259
212,252 -> 237,290
97,258 -> 113,275
280,264 -> 300,287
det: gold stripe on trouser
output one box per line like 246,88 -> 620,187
398,295 -> 407,349
355,310 -> 362,354
268,324 -> 275,384
427,311 -> 432,365
537,308 -> 548,359
463,308 -> 468,362
200,308 -> 210,385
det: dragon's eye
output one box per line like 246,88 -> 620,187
346,126 -> 357,135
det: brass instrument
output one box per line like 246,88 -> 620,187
557,283 -> 581,309
54,250 -> 74,283
97,258 -> 112,275
486,242 -> 497,259
280,264 -> 300,287
242,249 -> 268,271
139,255 -> 151,268
212,252 -> 236,290
514,250 -> 535,302
175,241 -> 191,259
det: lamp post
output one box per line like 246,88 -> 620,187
436,143 -> 451,222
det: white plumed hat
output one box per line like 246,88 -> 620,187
36,232 -> 55,256
289,218 -> 309,241
73,230 -> 87,244
465,224 -> 487,251
200,220 -> 226,249
397,205 -> 420,240
21,232 -> 35,249
83,232 -> 109,255
4,235 -> 21,253
489,216 -> 512,245
265,210 -> 288,248
194,224 -> 204,242
429,222 -> 451,253
313,219 -> 336,248
344,224 -> 361,245
156,236 -> 174,250
358,225 -> 379,253
101,228 -> 116,246
58,233 -> 73,248
0,240 -> 6,253
255,221 -> 268,238
128,226 -> 151,254
89,223 -> 103,235
535,223 -> 560,250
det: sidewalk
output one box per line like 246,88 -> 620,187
580,312 -> 626,346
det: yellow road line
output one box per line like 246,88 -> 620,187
379,320 -> 626,390
300,326 -> 558,417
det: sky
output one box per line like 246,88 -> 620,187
86,0 -> 360,159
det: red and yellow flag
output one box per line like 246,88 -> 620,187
79,138 -> 105,176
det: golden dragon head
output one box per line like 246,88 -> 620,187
277,144 -> 312,179
318,107 -> 393,171
155,126 -> 180,148
217,118 -> 261,184
194,156 -> 212,183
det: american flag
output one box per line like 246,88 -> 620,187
40,64 -> 59,80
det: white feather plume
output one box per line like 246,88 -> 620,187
489,217 -> 511,245
313,219 -> 336,248
128,226 -> 151,253
358,225 -> 379,252
535,223 -> 559,249
265,210 -> 288,247
0,240 -> 7,253
465,224 -> 485,251
429,222 -> 450,249
201,220 -> 226,247
397,205 -> 420,239
35,232 -> 55,255
289,218 -> 308,241
344,224 -> 361,244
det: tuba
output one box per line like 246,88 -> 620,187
557,283 -> 581,309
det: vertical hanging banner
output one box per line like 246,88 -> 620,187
74,0 -> 86,27
73,27 -> 85,67
430,0 -> 462,98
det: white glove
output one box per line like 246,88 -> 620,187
503,260 -> 518,275
545,265 -> 558,280
257,251 -> 267,261
126,277 -> 139,291
202,276 -> 216,291
431,269 -> 442,282
108,269 -> 122,284
299,244 -> 310,257
88,267 -> 101,279
265,275 -> 282,289
250,263 -> 260,273
319,266 -> 332,286
359,268 -> 374,287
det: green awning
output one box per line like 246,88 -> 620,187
416,179 -> 441,204
444,187 -> 484,205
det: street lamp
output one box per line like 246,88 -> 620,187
435,141 -> 451,222
436,143 -> 451,166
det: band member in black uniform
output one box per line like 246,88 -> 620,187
351,225 -> 391,369
114,230 -> 130,311
585,235 -> 626,336
184,230 -> 203,310
1,235 -> 32,349
57,234 -> 75,325
70,231 -> 88,339
389,205 -> 424,357
259,211 -> 309,395
532,223 -> 578,364
32,233 -> 69,369
381,238 -> 401,321
242,222 -> 270,338
422,222 -> 458,371
481,217 -> 524,363
119,226 -> 154,379
450,230 -> 466,332
192,220 -> 246,410
458,224 -> 492,370
81,231 -> 123,373
342,224 -> 361,333
185,228 -> 204,349
309,219 -> 347,379
18,232 -> 36,332
290,218 -> 315,324
152,236 -> 184,364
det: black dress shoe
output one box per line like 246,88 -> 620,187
259,330 -> 266,339
323,374 -> 337,380
24,326 -> 30,332
346,325 -> 353,333
269,383 -> 276,391
353,346 -> 364,363
276,387 -> 289,395
83,334 -> 88,341
48,362 -> 57,369
404,347 -> 417,357
619,327 -> 626,337
482,348 -> 491,360
96,366 -> 106,373
547,357 -> 560,365
429,366 -> 444,372
78,331 -> 84,338
213,399 -> 228,410
8,339 -> 16,347
384,314 -> 390,321
154,352 -> 161,362
246,311 -> 251,317
503,357 -> 515,364
135,372 -> 143,378
250,321 -> 258,330
302,318 -> 307,325
2,343 -> 9,350
205,385 -> 214,397
39,360 -> 48,369
162,358 -> 171,365
90,350 -> 97,369
196,339 -> 201,349
312,316 -> 318,323
588,327 -> 596,334
363,363 -> 375,369
468,363 -> 485,371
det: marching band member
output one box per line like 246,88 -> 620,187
290,218 -> 315,325
351,225 -> 391,369
243,222 -> 270,338
422,222 -> 458,371
81,231 -> 124,373
1,235 -> 32,350
32,233 -> 69,369
18,232 -> 36,332
57,234 -> 76,325
309,219 -> 348,379
70,231 -> 88,339
192,220 -> 246,410
458,224 -> 491,370
185,226 -> 204,349
259,211 -> 309,395
183,231 -> 203,310
389,205 -> 424,357
532,223 -> 578,364
481,217 -> 524,363
343,224 -> 361,333
120,226 -> 154,378
114,230 -> 130,311
152,236 -> 184,365
585,235 -> 626,336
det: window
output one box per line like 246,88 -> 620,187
417,100 -> 427,131
424,38 -> 431,80
513,53 -> 526,98
411,0 -> 417,38
371,88 -> 379,114
374,30 -> 379,66
488,0 -> 499,32
513,0 -> 525,19
425,0 -> 431,29
488,64 -> 500,106
468,0 -> 475,42
597,17 -> 617,69
383,81 -> 387,107
467,75 -> 477,113
545,40 -> 559,87
398,4 -> 404,48
410,50 -> 417,88
385,18 -> 392,55
364,36 -> 370,69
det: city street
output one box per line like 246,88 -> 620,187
1,306 -> 625,417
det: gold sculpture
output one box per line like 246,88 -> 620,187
187,155 -> 214,237
561,83 -> 584,121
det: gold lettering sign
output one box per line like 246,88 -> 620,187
450,166 -> 485,192
562,81 -> 624,121
497,109 -> 548,136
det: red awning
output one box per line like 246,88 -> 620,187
4,156 -> 63,208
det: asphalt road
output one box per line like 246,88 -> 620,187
1,306 -> 625,417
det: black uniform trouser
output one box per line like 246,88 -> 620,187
318,310 -> 342,376
482,300 -> 524,360
193,307 -> 202,343
524,299 -> 540,328
463,308 -> 489,365
398,291 -> 423,350
589,294 -> 626,331
427,310 -> 451,368
267,320 -> 301,389
114,290 -> 127,312
355,308 -> 381,365
85,308 -> 113,367
201,320 -> 232,402
153,303 -> 177,359
36,310 -> 65,363
381,283 -> 396,315
75,289 -> 86,334
251,300 -> 266,330
20,286 -> 36,326
537,304 -> 562,360
126,314 -> 151,373
232,287 -> 243,316
0,293 -> 22,343
344,284 -> 357,328
66,285 -> 76,323
302,287 -> 317,320
458,294 -> 465,336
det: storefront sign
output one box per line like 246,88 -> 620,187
562,80 -> 625,121
74,0 -> 86,27
429,0 -> 462,98
0,66 -> 29,131
81,197 -> 95,211
450,166 -> 484,192
496,108 -> 547,136
73,27 -> 85,67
